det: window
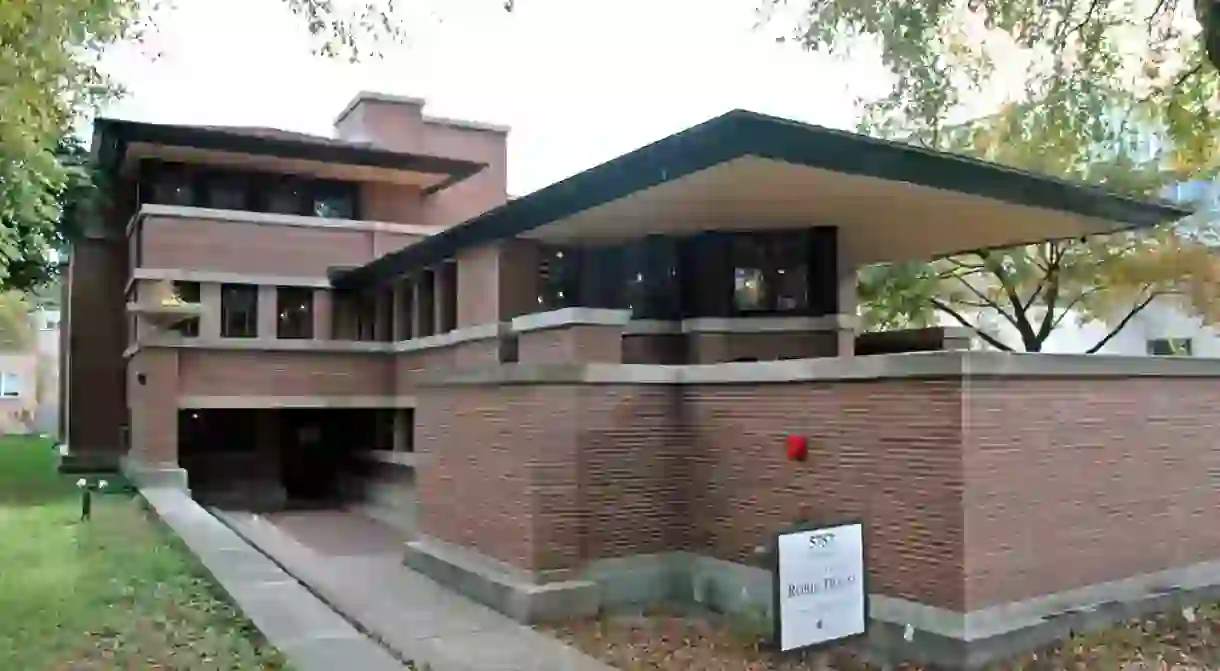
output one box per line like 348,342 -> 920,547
172,282 -> 201,337
149,166 -> 194,206
1147,338 -> 1193,356
312,182 -> 357,219
265,177 -> 307,215
438,262 -> 458,334
399,280 -> 414,340
220,284 -> 259,338
354,292 -> 378,341
417,271 -> 436,337
277,287 -> 314,339
0,373 -> 21,397
203,173 -> 248,211
537,246 -> 581,310
731,233 -> 809,313
139,162 -> 362,221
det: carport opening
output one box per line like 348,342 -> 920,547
178,408 -> 405,510
178,409 -> 263,502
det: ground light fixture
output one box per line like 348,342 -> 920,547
75,477 -> 109,521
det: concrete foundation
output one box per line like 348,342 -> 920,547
406,538 -> 1220,670
403,535 -> 600,623
120,457 -> 190,491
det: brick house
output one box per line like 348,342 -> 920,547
64,92 -> 1220,668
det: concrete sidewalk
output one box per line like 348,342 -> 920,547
140,488 -> 407,671
215,508 -> 613,671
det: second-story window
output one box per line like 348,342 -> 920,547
355,292 -> 377,341
277,287 -> 314,339
172,281 -> 201,338
220,284 -> 259,338
266,177 -> 307,215
203,173 -> 248,211
312,182 -> 356,219
150,166 -> 194,206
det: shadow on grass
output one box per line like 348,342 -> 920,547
0,435 -> 132,506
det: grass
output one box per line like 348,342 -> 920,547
0,435 -> 290,670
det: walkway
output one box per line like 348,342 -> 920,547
140,488 -> 407,671
215,507 -> 613,671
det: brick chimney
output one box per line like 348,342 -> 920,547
333,91 -> 427,153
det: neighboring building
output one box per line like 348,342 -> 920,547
65,93 -> 1220,669
0,308 -> 60,435
34,308 -> 60,435
974,297 -> 1220,355
964,177 -> 1220,355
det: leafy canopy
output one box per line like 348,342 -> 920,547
0,0 -> 489,294
765,0 -> 1220,351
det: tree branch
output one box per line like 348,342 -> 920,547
1084,291 -> 1160,354
1033,245 -> 1066,343
979,251 -> 1039,347
1067,0 -> 1104,39
946,273 -> 1024,331
931,298 -> 1014,352
1049,286 -> 1104,330
1147,0 -> 1171,29
1173,63 -> 1204,90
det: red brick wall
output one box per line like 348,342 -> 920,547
416,385 -> 572,571
578,386 -> 692,559
139,217 -> 382,276
416,383 -> 689,574
413,377 -> 967,609
66,237 -> 129,456
126,349 -> 179,465
517,326 -> 623,363
413,377 -> 968,611
686,380 -> 968,610
178,350 -> 393,397
414,372 -> 1220,615
962,377 -> 1220,610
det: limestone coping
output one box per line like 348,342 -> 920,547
178,395 -> 415,409
510,308 -> 632,334
130,268 -> 333,290
124,321 -> 504,359
624,315 -> 859,335
415,350 -> 1220,387
127,203 -> 444,238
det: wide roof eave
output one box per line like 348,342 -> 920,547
330,109 -> 1190,289
91,117 -> 486,193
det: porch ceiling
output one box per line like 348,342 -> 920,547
520,155 -> 1155,264
332,109 -> 1189,289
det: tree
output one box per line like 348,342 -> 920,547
0,292 -> 35,352
0,0 -> 147,291
2,0 -> 500,294
765,0 -> 1220,352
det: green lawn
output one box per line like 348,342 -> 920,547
0,435 -> 290,670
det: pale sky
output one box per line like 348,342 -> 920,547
100,0 -> 891,196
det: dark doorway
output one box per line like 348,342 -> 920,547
178,408 -> 261,495
278,409 -> 393,505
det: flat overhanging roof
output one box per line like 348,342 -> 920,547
332,109 -> 1190,289
92,118 -> 485,192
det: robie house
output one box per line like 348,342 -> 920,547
61,91 -> 1220,669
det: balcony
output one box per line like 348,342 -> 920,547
126,279 -> 203,329
129,204 -> 445,279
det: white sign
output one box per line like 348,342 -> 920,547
776,522 -> 866,651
